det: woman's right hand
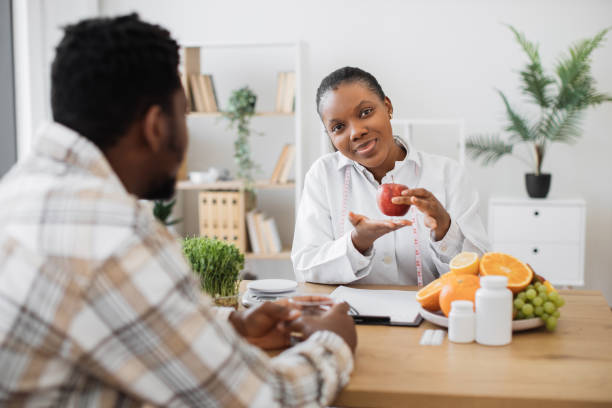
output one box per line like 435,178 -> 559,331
348,211 -> 411,254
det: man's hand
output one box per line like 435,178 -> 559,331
391,188 -> 450,240
349,212 -> 411,254
230,301 -> 300,350
286,302 -> 357,353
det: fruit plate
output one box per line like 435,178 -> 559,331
418,306 -> 545,332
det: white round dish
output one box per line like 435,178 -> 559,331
247,279 -> 298,294
418,305 -> 545,332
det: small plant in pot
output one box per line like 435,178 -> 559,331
152,199 -> 181,227
182,236 -> 244,308
467,25 -> 611,198
222,86 -> 261,192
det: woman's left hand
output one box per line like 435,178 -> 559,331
391,188 -> 451,241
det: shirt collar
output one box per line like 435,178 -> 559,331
33,122 -> 127,192
335,135 -> 422,171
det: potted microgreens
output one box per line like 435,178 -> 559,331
182,236 -> 244,308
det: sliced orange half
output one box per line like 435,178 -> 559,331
449,252 -> 480,275
416,273 -> 456,312
479,252 -> 533,294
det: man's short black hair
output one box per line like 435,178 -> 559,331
51,13 -> 181,150
316,66 -> 386,115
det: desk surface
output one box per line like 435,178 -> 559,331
245,282 -> 612,407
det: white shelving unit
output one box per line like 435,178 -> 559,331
176,41 -> 303,266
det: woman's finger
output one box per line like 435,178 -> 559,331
348,211 -> 367,227
390,197 -> 411,205
410,197 -> 437,214
401,188 -> 432,198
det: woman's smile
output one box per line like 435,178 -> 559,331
354,138 -> 378,156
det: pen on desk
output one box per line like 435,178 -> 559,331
352,315 -> 391,324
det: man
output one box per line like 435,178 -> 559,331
0,14 -> 356,407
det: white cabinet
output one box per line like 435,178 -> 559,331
488,198 -> 586,286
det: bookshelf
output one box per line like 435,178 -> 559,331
177,180 -> 295,191
188,112 -> 294,118
177,41 -> 303,267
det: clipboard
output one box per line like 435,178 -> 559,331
332,286 -> 424,327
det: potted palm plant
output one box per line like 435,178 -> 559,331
182,236 -> 244,308
467,26 -> 611,198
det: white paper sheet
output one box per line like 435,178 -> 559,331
330,286 -> 420,325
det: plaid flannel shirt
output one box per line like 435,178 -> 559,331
0,122 -> 353,407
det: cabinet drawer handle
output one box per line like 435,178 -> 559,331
533,210 -> 540,217
532,247 -> 539,254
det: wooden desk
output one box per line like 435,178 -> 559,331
250,282 -> 612,407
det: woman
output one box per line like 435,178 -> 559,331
291,67 -> 489,286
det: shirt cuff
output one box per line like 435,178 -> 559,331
213,306 -> 235,321
346,232 -> 375,272
430,218 -> 464,259
301,330 -> 354,384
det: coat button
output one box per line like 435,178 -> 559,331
383,254 -> 393,265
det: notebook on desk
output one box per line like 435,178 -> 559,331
330,286 -> 423,326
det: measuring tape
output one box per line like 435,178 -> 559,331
339,163 -> 424,288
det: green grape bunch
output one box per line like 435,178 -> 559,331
513,280 -> 565,331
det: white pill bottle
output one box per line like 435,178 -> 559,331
475,275 -> 513,346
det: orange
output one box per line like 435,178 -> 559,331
449,252 -> 480,275
416,273 -> 456,312
479,252 -> 533,294
439,274 -> 480,317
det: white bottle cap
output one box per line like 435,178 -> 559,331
480,275 -> 508,289
451,300 -> 474,313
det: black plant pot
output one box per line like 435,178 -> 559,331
525,173 -> 551,198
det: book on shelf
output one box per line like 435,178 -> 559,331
245,211 -> 283,254
278,144 -> 295,183
180,73 -> 192,113
270,144 -> 295,184
252,212 -> 268,253
246,210 -> 261,254
275,71 -> 295,113
187,74 -> 219,113
203,74 -> 219,112
189,74 -> 206,112
264,218 -> 283,253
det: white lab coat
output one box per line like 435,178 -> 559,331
291,137 -> 490,285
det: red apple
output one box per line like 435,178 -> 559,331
377,183 -> 410,216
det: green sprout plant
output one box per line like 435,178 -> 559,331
182,236 -> 244,307
466,25 -> 611,175
222,86 -> 261,191
153,199 -> 181,226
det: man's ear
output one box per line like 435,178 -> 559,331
141,104 -> 166,153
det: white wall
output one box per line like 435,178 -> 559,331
13,0 -> 100,159
50,0 -> 612,303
